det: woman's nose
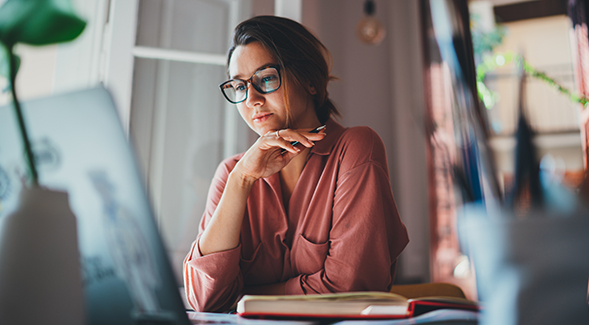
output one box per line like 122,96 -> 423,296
245,83 -> 264,107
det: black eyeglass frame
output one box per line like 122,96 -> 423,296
219,65 -> 282,104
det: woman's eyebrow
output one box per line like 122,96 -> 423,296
230,63 -> 276,79
255,63 -> 276,71
229,71 -> 242,79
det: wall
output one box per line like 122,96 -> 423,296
302,0 -> 429,283
0,45 -> 57,106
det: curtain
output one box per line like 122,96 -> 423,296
420,0 -> 499,300
568,0 -> 589,169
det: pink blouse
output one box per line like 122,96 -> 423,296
183,118 -> 409,312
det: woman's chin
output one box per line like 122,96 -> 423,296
252,123 -> 282,136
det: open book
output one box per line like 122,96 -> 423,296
236,291 -> 479,319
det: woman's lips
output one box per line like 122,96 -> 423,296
252,112 -> 272,123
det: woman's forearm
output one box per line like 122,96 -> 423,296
198,168 -> 256,256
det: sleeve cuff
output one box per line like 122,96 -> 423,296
185,238 -> 242,284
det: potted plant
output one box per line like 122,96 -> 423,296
0,1 -> 87,324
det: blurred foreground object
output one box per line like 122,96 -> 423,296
459,204 -> 589,325
0,1 -> 86,324
0,0 -> 86,184
459,12 -> 589,325
0,188 -> 84,324
422,0 -> 499,300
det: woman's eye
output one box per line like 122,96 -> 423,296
262,75 -> 276,83
235,84 -> 246,91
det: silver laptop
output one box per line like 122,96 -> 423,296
0,87 -> 191,325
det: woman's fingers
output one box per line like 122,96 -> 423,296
273,127 -> 326,149
236,127 -> 326,180
263,130 -> 301,154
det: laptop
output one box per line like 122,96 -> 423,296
0,87 -> 191,325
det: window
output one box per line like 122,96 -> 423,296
125,0 -> 253,282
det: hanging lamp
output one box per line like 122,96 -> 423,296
356,0 -> 386,45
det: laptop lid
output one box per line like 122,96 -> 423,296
0,87 -> 191,325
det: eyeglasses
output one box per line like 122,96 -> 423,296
219,65 -> 282,104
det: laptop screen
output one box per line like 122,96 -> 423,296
0,87 -> 191,325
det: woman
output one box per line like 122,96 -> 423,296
183,15 -> 409,312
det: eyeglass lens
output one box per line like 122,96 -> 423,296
221,67 -> 280,104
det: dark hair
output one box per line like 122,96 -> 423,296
227,15 -> 339,125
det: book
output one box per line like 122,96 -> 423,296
188,309 -> 479,325
236,291 -> 479,319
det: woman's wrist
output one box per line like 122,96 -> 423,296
229,166 -> 258,190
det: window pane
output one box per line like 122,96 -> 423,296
484,16 -> 579,135
130,58 -> 228,282
136,0 -> 231,54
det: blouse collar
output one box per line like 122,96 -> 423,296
309,117 -> 346,156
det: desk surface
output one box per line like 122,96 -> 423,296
186,309 -> 479,325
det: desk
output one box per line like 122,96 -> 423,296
186,310 -> 479,325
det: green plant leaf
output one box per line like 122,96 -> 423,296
0,0 -> 86,47
0,0 -> 86,186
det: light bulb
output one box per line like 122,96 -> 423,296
356,0 -> 385,45
356,16 -> 386,45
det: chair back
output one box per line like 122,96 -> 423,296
390,283 -> 466,299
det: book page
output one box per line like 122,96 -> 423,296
240,291 -> 407,303
237,292 -> 409,316
360,305 -> 408,315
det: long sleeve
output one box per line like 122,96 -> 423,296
183,157 -> 244,312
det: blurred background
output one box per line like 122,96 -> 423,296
0,0 -> 583,300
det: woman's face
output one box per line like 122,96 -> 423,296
228,42 -> 319,136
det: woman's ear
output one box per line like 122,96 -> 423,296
309,85 -> 317,95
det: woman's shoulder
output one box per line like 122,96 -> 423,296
333,125 -> 388,170
340,125 -> 381,142
337,125 -> 385,154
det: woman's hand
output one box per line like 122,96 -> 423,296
233,127 -> 326,181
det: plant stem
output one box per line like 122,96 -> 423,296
8,45 -> 38,186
